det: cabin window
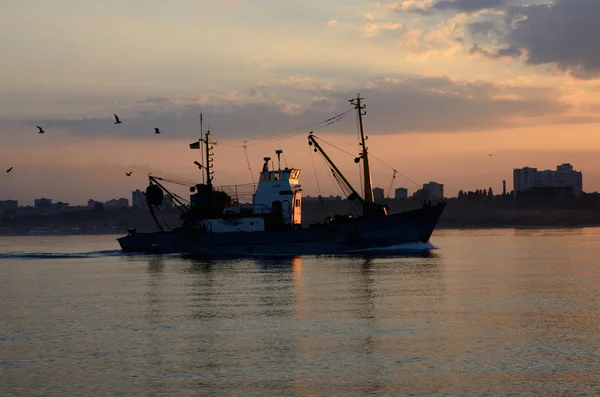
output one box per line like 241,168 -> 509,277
282,171 -> 290,180
272,171 -> 280,181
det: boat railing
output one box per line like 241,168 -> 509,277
214,183 -> 258,205
223,203 -> 271,216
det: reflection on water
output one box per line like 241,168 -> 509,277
1,229 -> 600,396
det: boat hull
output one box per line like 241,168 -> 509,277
118,202 -> 445,256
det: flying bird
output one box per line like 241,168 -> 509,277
114,114 -> 122,124
126,172 -> 132,176
36,126 -> 45,134
488,153 -> 494,157
154,128 -> 161,134
6,167 -> 13,173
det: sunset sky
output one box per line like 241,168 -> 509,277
2,0 -> 600,205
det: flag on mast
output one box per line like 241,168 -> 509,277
189,140 -> 201,149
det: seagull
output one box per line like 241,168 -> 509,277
154,128 -> 161,134
488,153 -> 494,157
6,167 -> 13,173
114,114 -> 122,124
126,172 -> 132,176
36,126 -> 45,134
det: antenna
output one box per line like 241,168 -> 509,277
262,156 -> 271,173
275,149 -> 283,171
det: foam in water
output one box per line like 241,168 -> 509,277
0,250 -> 123,260
345,241 -> 437,253
0,242 -> 437,260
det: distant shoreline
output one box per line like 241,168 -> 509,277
2,198 -> 600,237
1,223 -> 599,237
436,224 -> 600,230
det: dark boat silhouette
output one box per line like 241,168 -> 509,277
118,95 -> 446,256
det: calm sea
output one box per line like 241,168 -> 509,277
1,229 -> 599,396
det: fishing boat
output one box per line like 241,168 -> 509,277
117,95 -> 446,256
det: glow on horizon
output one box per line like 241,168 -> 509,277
1,0 -> 600,204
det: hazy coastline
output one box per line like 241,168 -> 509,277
2,195 -> 599,236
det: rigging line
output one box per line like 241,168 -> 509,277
217,109 -> 353,146
313,136 -> 356,158
317,152 -> 345,201
169,191 -> 190,206
155,177 -> 197,187
217,114 -> 350,148
244,130 -> 307,147
242,142 -> 256,184
331,171 -> 360,216
368,152 -> 422,189
309,145 -> 323,201
244,112 -> 349,147
386,171 -> 397,199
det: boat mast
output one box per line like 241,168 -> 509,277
204,130 -> 213,187
350,94 -> 374,203
200,113 -> 205,184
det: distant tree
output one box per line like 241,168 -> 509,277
482,189 -> 488,198
458,190 -> 464,198
488,187 -> 494,197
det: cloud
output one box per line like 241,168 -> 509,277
395,13 -> 470,58
23,76 -> 574,143
400,0 -> 600,79
469,44 -> 522,59
468,20 -> 500,36
362,21 -> 403,38
504,0 -> 600,79
402,0 -> 517,14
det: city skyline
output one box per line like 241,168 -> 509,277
2,0 -> 600,204
3,160 -> 591,208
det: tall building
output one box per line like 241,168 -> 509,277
105,198 -> 129,209
423,182 -> 444,199
87,199 -> 101,208
132,189 -> 146,209
373,187 -> 385,200
0,200 -> 18,216
394,187 -> 408,199
34,198 -> 52,211
513,163 -> 583,196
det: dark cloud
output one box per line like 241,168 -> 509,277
504,0 -> 600,78
404,0 -> 517,14
407,0 -> 600,79
468,20 -> 500,36
432,0 -> 516,12
469,44 -> 522,59
28,77 -> 571,141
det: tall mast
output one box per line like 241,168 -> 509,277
200,113 -> 205,184
204,130 -> 213,187
350,94 -> 374,203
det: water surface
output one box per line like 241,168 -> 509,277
1,229 -> 599,396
